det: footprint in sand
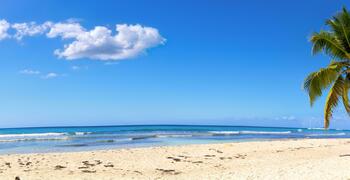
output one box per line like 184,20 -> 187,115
5,162 -> 11,168
209,148 -> 223,153
78,166 -> 89,169
104,163 -> 114,167
94,160 -> 102,165
156,168 -> 181,175
167,157 -> 181,162
192,161 -> 203,164
219,157 -> 233,160
54,165 -> 66,170
81,170 -> 96,173
204,155 -> 215,157
233,154 -> 247,159
177,155 -> 190,159
134,170 -> 143,175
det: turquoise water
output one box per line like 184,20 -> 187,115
0,125 -> 349,154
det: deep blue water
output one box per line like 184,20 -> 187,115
0,125 -> 349,154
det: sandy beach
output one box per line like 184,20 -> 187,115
0,138 -> 349,179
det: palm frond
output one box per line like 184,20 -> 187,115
310,31 -> 350,60
326,7 -> 350,53
324,76 -> 345,128
304,61 -> 344,106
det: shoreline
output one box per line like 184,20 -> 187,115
1,138 -> 350,179
0,137 -> 335,156
0,137 -> 298,156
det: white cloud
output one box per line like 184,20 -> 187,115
46,22 -> 84,39
19,69 -> 40,75
71,65 -> 80,70
19,69 -> 63,79
52,24 -> 165,60
42,72 -> 58,79
0,20 -> 165,61
0,19 -> 10,40
71,65 -> 88,70
275,115 -> 296,121
12,22 -> 52,40
104,62 -> 119,66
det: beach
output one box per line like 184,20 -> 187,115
0,138 -> 350,179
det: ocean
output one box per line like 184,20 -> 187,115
0,125 -> 349,154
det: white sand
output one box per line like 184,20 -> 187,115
1,138 -> 350,179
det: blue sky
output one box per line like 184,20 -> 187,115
1,0 -> 350,128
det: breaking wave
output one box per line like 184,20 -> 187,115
0,137 -> 69,142
307,133 -> 346,137
208,131 -> 291,135
0,132 -> 66,138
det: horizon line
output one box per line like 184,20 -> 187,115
0,124 -> 330,131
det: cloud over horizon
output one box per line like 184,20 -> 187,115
0,20 -> 10,40
19,69 -> 63,79
19,69 -> 41,75
0,19 -> 165,61
41,72 -> 59,79
12,21 -> 52,40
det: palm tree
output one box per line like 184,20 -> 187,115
304,7 -> 350,129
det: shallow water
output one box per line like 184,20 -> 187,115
0,125 -> 348,154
